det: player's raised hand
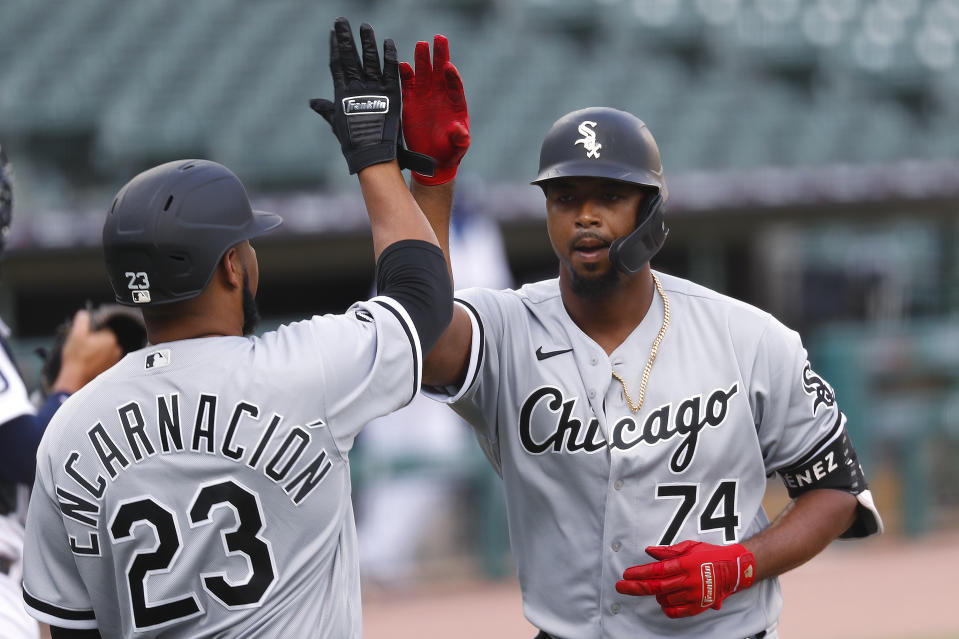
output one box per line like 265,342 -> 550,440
615,540 -> 756,618
309,19 -> 399,174
399,35 -> 470,185
310,18 -> 433,176
52,309 -> 122,392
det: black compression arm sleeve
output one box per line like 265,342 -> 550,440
374,240 -> 453,355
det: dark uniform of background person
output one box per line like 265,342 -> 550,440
0,145 -> 124,638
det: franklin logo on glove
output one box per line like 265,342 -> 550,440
700,563 -> 715,606
343,96 -> 389,115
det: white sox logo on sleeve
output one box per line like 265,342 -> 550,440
518,382 -> 739,473
801,361 -> 835,414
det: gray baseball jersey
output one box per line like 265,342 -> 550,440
22,296 -> 422,638
426,270 -> 879,639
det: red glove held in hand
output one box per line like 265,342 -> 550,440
615,541 -> 756,619
399,35 -> 470,185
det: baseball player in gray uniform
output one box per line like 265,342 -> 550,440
400,38 -> 882,639
20,19 -> 451,639
0,144 -> 122,639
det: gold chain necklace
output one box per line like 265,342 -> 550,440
611,274 -> 670,413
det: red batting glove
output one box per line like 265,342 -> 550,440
399,35 -> 470,185
615,541 -> 756,619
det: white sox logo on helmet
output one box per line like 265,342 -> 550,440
575,121 -> 602,158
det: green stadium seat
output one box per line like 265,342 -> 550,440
1,0 -> 956,192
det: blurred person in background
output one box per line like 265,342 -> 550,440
0,144 -> 122,638
356,182 -> 512,586
401,37 -> 882,639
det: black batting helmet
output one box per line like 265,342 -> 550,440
532,107 -> 668,274
0,144 -> 13,258
102,159 -> 282,306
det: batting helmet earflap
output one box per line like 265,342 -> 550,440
0,144 -> 13,258
531,107 -> 669,275
102,159 -> 283,306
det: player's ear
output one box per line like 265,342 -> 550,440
219,245 -> 244,291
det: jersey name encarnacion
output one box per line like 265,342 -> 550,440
58,393 -> 333,555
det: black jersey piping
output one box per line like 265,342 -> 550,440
373,299 -> 419,406
22,588 -> 96,621
454,298 -> 484,396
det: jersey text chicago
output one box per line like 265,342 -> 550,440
519,382 -> 739,472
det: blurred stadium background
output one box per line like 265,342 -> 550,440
3,0 -> 959,632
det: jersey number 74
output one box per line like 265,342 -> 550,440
655,480 -> 740,546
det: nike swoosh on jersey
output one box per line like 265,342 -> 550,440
535,346 -> 573,361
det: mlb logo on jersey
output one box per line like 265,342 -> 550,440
145,349 -> 171,369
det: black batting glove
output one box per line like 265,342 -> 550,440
310,18 -> 434,176
310,18 -> 397,173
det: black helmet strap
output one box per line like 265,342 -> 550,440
608,191 -> 668,275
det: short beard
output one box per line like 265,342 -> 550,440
241,271 -> 260,336
569,265 -> 621,299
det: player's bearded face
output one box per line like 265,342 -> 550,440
241,270 -> 259,336
569,250 -> 621,298
545,178 -> 646,298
